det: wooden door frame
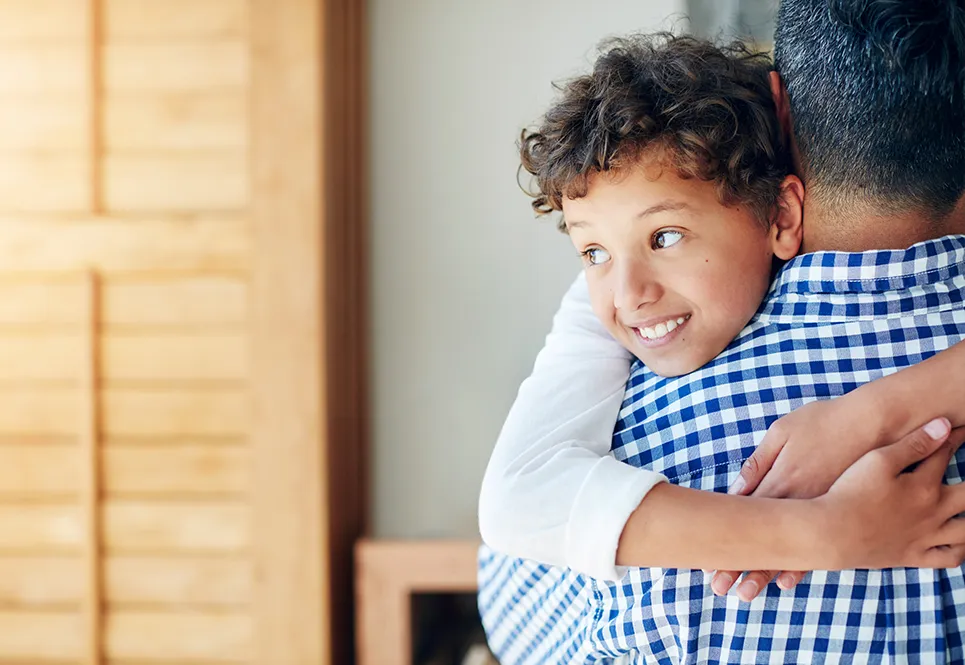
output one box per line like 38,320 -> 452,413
249,1 -> 368,663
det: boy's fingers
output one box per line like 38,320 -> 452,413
711,570 -> 740,596
950,427 -> 965,454
736,571 -> 778,601
776,570 -> 806,590
912,440 -> 956,484
730,431 -> 784,495
920,544 -> 965,569
935,517 -> 965,550
941,484 -> 965,519
880,418 -> 950,474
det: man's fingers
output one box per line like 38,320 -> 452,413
730,430 -> 785,495
736,571 -> 778,601
711,570 -> 740,596
879,418 -> 950,474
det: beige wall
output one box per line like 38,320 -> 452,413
370,0 -> 686,538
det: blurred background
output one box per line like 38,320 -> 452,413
0,1 -> 775,664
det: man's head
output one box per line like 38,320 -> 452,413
774,0 -> 965,221
520,35 -> 803,376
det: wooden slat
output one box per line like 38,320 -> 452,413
0,389 -> 79,435
104,152 -> 247,212
0,556 -> 250,607
0,444 -> 77,496
103,333 -> 246,382
0,503 -> 249,554
106,611 -> 251,663
0,334 -> 80,381
0,387 -> 244,436
0,0 -> 86,44
86,0 -> 105,214
104,501 -> 248,553
102,277 -> 247,327
0,505 -> 81,551
0,217 -> 249,273
0,46 -> 86,94
104,42 -> 246,91
103,389 -> 247,437
105,91 -> 246,151
106,557 -> 250,606
0,610 -> 81,660
106,0 -> 247,40
0,94 -> 86,150
79,272 -> 103,665
0,557 -> 80,605
0,444 -> 247,497
0,154 -> 90,212
0,281 -> 87,325
104,445 -> 249,495
250,0 -> 329,662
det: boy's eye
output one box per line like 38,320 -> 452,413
580,247 -> 611,266
652,230 -> 683,250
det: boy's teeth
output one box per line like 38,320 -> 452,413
638,316 -> 687,341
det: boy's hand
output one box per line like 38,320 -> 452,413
712,411 -> 965,600
821,419 -> 965,570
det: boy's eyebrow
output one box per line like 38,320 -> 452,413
636,201 -> 691,219
565,201 -> 691,229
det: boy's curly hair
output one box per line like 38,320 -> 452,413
520,34 -> 791,230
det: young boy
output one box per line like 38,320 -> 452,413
479,33 -> 965,594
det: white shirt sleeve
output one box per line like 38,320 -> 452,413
478,271 -> 668,582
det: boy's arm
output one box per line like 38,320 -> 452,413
478,272 -> 668,581
616,419 -> 965,571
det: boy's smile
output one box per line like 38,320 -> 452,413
563,161 -> 801,377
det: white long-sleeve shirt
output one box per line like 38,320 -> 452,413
478,272 -> 668,582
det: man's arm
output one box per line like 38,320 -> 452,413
478,272 -> 668,581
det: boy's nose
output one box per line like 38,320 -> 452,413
612,260 -> 662,313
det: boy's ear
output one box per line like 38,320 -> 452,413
770,175 -> 804,261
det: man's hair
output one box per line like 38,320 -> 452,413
774,0 -> 965,218
519,34 -> 791,230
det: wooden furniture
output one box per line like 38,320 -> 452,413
0,1 -> 366,664
355,539 -> 482,665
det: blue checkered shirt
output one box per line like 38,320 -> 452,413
479,235 -> 965,664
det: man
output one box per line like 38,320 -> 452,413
479,0 -> 965,662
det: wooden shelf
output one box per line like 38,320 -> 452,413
355,539 -> 481,665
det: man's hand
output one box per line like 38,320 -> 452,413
712,398 -> 964,600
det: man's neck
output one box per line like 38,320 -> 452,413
801,197 -> 965,254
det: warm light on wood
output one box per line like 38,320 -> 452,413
0,0 -> 366,662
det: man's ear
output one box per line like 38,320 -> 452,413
770,175 -> 804,260
769,71 -> 792,143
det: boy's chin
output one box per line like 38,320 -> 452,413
633,349 -> 719,378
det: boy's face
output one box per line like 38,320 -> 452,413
563,163 -> 778,377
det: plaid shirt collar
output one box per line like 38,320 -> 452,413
769,234 -> 965,298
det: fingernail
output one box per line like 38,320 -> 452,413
737,579 -> 759,601
711,573 -> 733,596
777,574 -> 794,590
925,418 -> 951,440
728,476 -> 746,495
